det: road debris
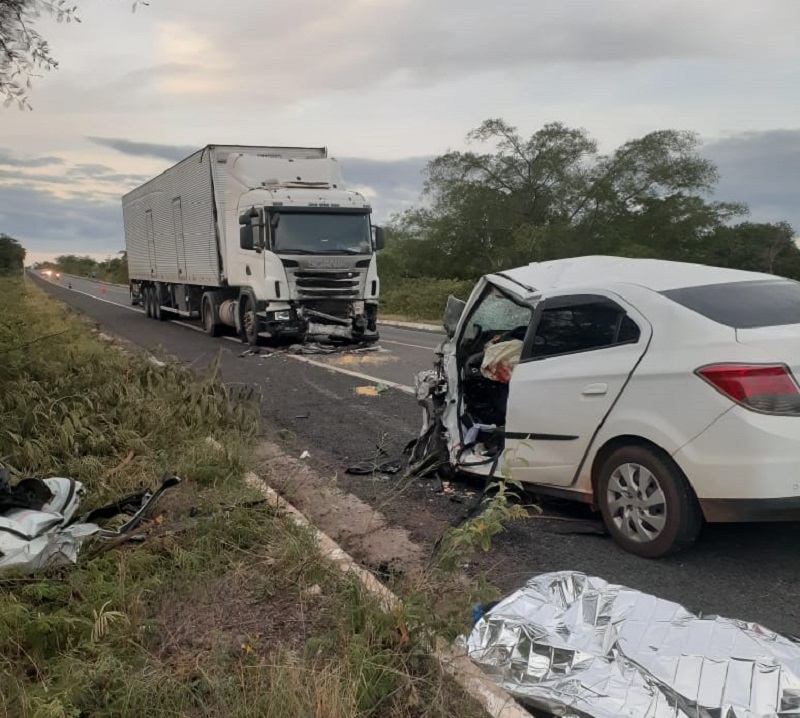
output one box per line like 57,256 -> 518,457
300,451 -> 310,460
460,571 -> 800,718
239,347 -> 261,357
288,341 -> 381,356
345,460 -> 402,476
0,469 -> 180,574
355,384 -> 388,396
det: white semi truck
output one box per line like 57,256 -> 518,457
122,144 -> 384,344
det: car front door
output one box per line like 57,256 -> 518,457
503,292 -> 652,487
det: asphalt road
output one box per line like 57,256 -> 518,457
32,271 -> 800,637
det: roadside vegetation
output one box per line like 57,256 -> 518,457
378,119 -> 799,322
34,252 -> 129,285
0,277 -> 489,718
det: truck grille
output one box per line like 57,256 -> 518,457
294,270 -> 360,298
302,300 -> 353,319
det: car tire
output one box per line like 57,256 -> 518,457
242,296 -> 260,346
597,445 -> 702,559
202,295 -> 221,337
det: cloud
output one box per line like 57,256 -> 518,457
0,183 -> 122,254
0,150 -> 431,253
0,149 -> 65,168
704,129 -> 800,231
86,137 -> 198,162
137,0 -> 800,103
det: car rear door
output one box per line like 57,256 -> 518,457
503,292 -> 652,486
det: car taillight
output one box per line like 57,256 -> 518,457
697,364 -> 800,415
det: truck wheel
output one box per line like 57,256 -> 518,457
597,445 -> 702,559
144,287 -> 153,318
202,295 -> 221,337
130,288 -> 139,306
242,296 -> 260,346
152,287 -> 165,321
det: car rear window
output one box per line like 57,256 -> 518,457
661,279 -> 800,329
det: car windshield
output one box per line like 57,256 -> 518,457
272,212 -> 372,255
662,279 -> 800,329
461,286 -> 533,343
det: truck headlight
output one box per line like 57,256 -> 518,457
272,310 -> 291,321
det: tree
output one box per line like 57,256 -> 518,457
0,0 -> 146,109
701,222 -> 800,278
387,119 -> 757,280
0,233 -> 26,273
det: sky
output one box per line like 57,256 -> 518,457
1,0 -> 799,264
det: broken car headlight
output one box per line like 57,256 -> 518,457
272,310 -> 291,321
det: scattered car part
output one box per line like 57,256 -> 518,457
0,471 -> 181,574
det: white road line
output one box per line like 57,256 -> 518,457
65,286 -> 144,313
285,354 -> 415,394
380,339 -> 435,351
223,336 -> 414,393
63,284 -> 205,334
62,284 -> 415,393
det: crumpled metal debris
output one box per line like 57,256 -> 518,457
0,477 -> 99,573
0,473 -> 180,574
460,571 -> 800,718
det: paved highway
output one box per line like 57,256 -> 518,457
32,271 -> 800,638
50,273 -> 441,389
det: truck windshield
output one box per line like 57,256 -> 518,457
272,212 -> 372,255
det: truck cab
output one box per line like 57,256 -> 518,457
228,155 -> 383,344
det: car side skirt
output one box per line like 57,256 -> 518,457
700,496 -> 800,522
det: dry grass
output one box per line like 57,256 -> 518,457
0,277 -> 488,718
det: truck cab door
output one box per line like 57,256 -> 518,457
503,292 -> 651,487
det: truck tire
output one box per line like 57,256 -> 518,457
202,295 -> 221,337
242,296 -> 260,346
153,285 -> 165,321
597,445 -> 703,559
130,287 -> 139,306
144,287 -> 153,318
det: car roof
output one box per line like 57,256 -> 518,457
495,255 -> 780,294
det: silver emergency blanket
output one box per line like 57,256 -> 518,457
0,478 -> 100,573
460,571 -> 800,718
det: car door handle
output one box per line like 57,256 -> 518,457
581,383 -> 608,396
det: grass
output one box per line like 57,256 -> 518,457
0,276 -> 489,718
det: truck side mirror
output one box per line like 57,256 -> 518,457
239,209 -> 258,251
239,225 -> 255,251
373,226 -> 385,251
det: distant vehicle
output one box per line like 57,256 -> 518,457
415,255 -> 800,557
122,145 -> 384,344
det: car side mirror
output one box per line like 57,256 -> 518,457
443,295 -> 466,338
372,226 -> 385,251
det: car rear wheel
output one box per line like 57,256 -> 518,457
597,445 -> 702,558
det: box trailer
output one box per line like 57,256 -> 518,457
122,144 -> 384,344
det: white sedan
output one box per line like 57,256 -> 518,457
414,255 -> 800,557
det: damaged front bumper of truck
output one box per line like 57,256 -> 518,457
255,301 -> 379,344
